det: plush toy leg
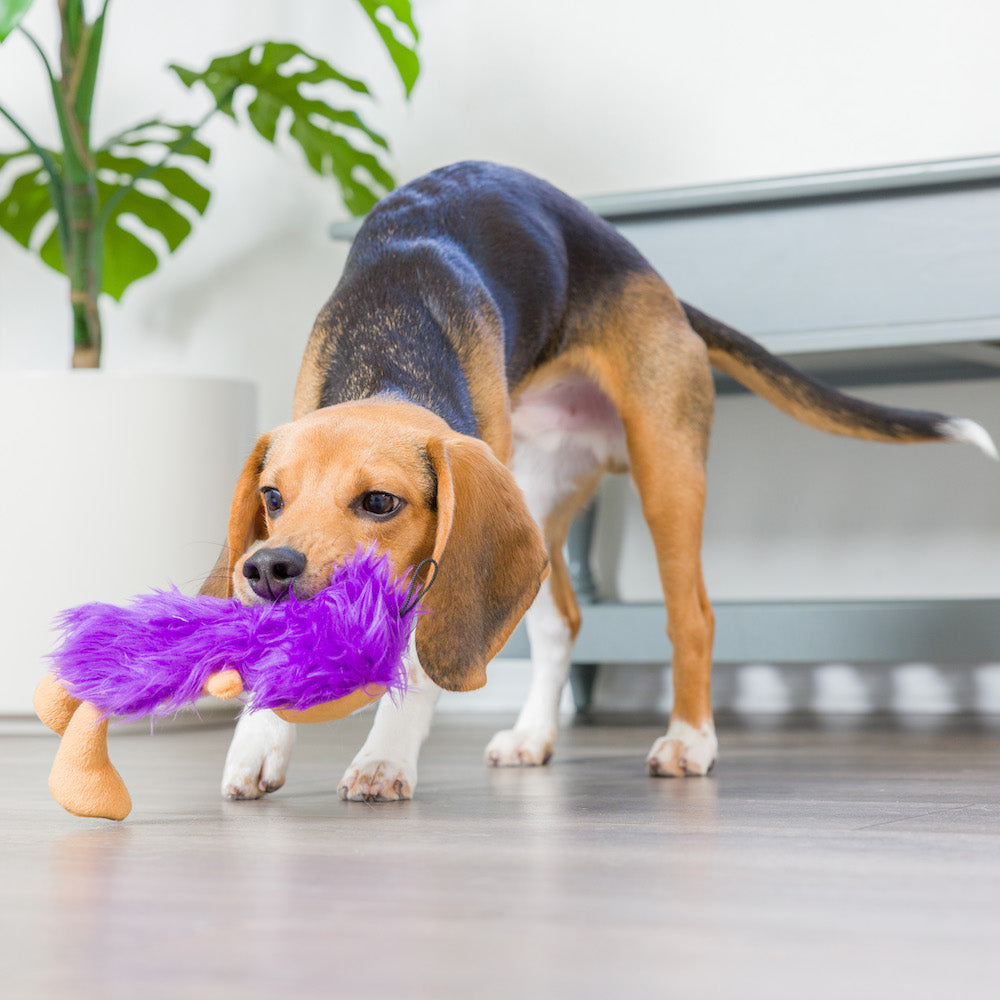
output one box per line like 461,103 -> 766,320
48,701 -> 132,821
33,671 -> 82,736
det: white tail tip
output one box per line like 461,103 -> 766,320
940,417 -> 998,460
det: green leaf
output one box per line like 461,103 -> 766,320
355,0 -> 420,96
0,157 -> 54,249
0,152 -> 156,301
36,204 -> 165,304
73,1 -> 109,129
98,219 -> 160,301
0,0 -> 35,43
288,116 -> 391,215
99,180 -> 192,252
171,41 -> 372,124
0,149 -> 65,289
0,146 -> 37,171
246,91 -> 282,143
64,0 -> 83,50
98,152 -> 210,213
0,139 -> 69,261
87,126 -> 213,299
1,117 -> 212,299
100,120 -> 212,164
170,42 -> 397,215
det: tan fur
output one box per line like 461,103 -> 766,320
451,334 -> 512,462
572,275 -> 716,729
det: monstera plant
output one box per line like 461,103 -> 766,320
0,0 -> 419,367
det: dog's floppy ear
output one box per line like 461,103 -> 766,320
208,433 -> 270,598
416,436 -> 548,692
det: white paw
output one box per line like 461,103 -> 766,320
221,711 -> 295,800
646,720 -> 718,777
338,754 -> 415,802
485,727 -> 554,767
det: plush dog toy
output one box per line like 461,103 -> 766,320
34,549 -> 433,821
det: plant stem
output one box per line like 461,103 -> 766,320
56,0 -> 102,368
12,30 -> 72,255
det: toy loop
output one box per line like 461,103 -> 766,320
401,558 -> 438,617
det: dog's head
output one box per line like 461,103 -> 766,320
215,399 -> 548,692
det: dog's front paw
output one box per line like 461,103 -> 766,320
222,712 -> 295,800
222,754 -> 290,801
338,755 -> 415,802
485,727 -> 554,767
646,720 -> 717,777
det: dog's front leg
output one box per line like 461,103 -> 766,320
222,709 -> 297,800
338,645 -> 441,802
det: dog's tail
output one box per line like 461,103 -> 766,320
682,302 -> 997,458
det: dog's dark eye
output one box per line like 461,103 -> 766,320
360,491 -> 401,517
261,487 -> 284,516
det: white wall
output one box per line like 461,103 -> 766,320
3,0 -> 1000,714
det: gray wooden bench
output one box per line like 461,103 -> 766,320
499,155 -> 1000,708
333,156 -> 1000,709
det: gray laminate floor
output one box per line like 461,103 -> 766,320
3,710 -> 1000,999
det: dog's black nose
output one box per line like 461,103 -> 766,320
242,546 -> 307,601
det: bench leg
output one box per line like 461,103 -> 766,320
567,505 -> 600,715
569,663 -> 599,713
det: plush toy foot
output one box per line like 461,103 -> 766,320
33,672 -> 82,736
49,701 -> 132,821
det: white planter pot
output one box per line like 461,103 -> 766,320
0,372 -> 257,716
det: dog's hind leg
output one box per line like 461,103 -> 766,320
630,431 -> 718,776
596,283 -> 720,776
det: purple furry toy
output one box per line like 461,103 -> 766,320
35,548 -> 431,821
49,548 -> 427,724
35,552 -> 437,820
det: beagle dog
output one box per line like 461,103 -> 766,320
203,160 -> 995,801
